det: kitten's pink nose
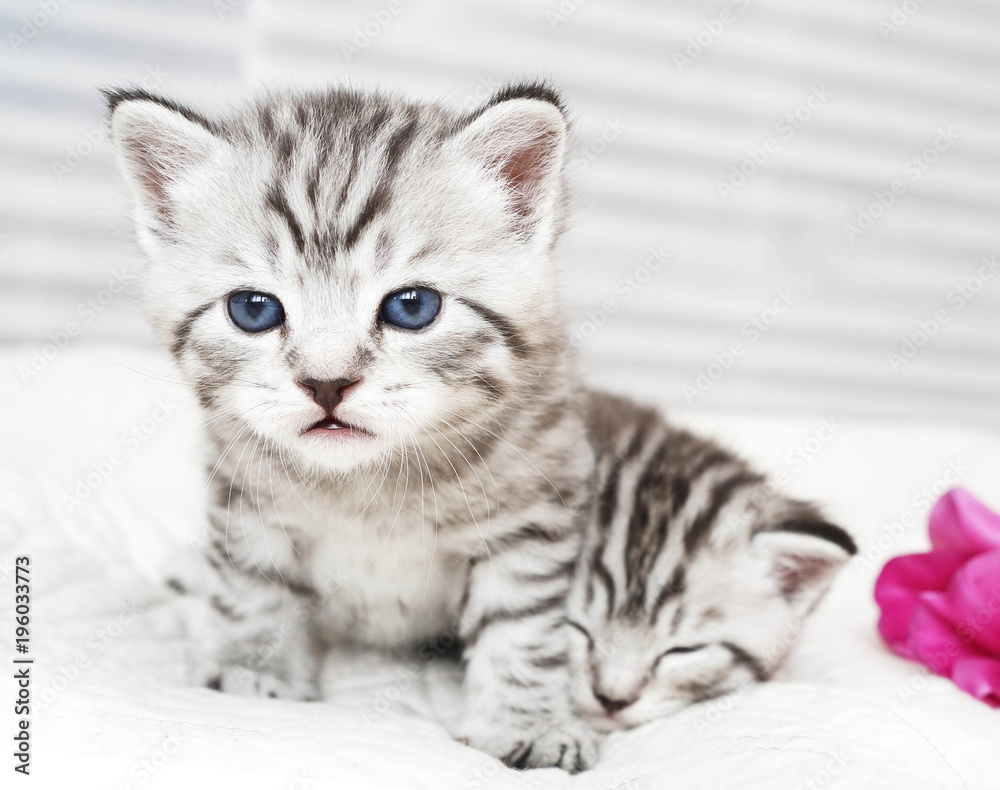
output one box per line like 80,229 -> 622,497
594,690 -> 637,715
298,378 -> 357,414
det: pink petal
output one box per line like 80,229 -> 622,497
918,590 -> 962,628
939,549 -> 1000,656
951,656 -> 1000,708
875,552 -> 966,649
905,602 -> 983,676
929,488 -> 1000,556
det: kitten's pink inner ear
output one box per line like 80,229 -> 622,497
753,530 -> 852,602
492,128 -> 561,220
772,552 -> 839,598
126,142 -> 184,223
111,101 -> 222,227
458,99 -> 567,226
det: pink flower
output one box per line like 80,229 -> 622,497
875,488 -> 1000,708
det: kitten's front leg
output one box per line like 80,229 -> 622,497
174,544 -> 321,702
210,567 -> 320,700
458,530 -> 599,772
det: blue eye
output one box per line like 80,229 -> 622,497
379,287 -> 441,330
227,291 -> 285,333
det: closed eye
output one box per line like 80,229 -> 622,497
653,643 -> 707,669
566,620 -> 594,648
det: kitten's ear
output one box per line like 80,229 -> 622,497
105,88 -> 225,229
455,83 -> 568,233
753,506 -> 856,607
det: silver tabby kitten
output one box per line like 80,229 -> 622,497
107,82 -> 597,770
567,392 -> 857,730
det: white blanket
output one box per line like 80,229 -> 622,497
2,346 -> 998,789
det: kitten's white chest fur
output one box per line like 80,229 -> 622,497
286,496 -> 468,647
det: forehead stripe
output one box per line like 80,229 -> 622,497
650,565 -> 686,625
266,187 -> 306,255
683,470 -> 763,555
341,115 -> 420,252
591,547 -> 616,615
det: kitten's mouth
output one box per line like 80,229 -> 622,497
311,416 -> 350,431
304,415 -> 373,437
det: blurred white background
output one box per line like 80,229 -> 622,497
2,0 -> 999,428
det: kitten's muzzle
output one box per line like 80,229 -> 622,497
298,377 -> 372,435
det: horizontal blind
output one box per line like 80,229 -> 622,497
1,0 -> 998,428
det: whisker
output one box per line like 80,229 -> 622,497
252,437 -> 288,579
421,428 -> 490,562
235,430 -> 279,587
436,414 -> 501,521
266,445 -> 301,557
439,406 -> 569,510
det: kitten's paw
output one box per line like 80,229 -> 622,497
209,665 -> 319,701
460,716 -> 599,772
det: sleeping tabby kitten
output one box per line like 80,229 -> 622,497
107,82 -> 597,769
567,392 -> 857,730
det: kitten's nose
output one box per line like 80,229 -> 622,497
298,378 -> 357,414
594,690 -> 637,715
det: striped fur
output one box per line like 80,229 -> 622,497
108,82 -> 596,770
567,392 -> 857,730
107,80 -> 855,764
